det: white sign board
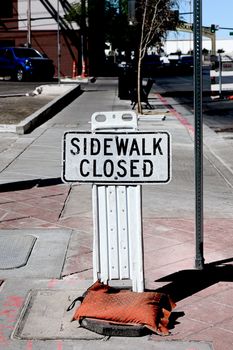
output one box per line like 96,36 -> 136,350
62,131 -> 171,184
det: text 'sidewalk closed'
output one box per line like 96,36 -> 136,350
63,131 -> 171,184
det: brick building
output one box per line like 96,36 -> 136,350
0,0 -> 81,78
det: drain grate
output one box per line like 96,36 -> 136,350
0,234 -> 36,269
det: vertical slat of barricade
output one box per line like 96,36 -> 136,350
127,186 -> 144,292
106,186 -> 120,280
93,186 -> 108,282
117,186 -> 130,280
92,111 -> 144,292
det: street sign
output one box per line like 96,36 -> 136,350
62,131 -> 171,184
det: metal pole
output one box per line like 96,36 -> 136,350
218,53 -> 222,97
189,0 -> 192,52
81,0 -> 86,77
27,0 -> 31,47
57,0 -> 61,85
193,0 -> 204,269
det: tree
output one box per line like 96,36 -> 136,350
105,1 -> 135,57
65,0 -> 178,81
135,0 -> 179,113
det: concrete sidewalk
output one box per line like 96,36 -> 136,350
0,78 -> 233,350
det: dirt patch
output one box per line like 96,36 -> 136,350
0,95 -> 54,124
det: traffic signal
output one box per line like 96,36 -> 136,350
210,24 -> 216,33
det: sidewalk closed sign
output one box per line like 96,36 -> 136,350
62,131 -> 171,184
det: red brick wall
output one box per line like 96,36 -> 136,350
0,0 -> 80,78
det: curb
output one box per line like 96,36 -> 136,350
0,84 -> 82,135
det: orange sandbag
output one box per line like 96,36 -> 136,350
72,281 -> 175,336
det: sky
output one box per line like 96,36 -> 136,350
172,0 -> 233,40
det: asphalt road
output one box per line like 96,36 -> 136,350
154,74 -> 233,134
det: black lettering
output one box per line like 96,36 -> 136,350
93,159 -> 102,177
90,138 -> 101,155
153,138 -> 163,155
83,138 -> 87,156
104,138 -> 113,156
103,160 -> 114,177
117,160 -> 127,177
143,160 -> 153,177
80,159 -> 90,177
70,137 -> 80,155
129,138 -> 140,156
115,137 -> 129,155
130,160 -> 140,177
142,138 -> 151,155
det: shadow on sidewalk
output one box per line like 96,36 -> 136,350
150,258 -> 233,303
146,258 -> 233,330
0,177 -> 63,192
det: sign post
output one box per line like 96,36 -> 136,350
193,0 -> 205,269
63,111 -> 171,291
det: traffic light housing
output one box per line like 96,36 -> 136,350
210,24 -> 216,33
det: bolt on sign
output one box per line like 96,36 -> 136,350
62,131 -> 171,184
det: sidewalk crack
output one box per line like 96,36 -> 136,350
58,185 -> 72,219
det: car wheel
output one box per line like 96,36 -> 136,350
16,67 -> 24,82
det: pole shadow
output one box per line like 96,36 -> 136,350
145,258 -> 233,329
148,258 -> 233,303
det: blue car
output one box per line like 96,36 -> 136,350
0,47 -> 55,81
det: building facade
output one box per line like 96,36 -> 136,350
0,0 -> 81,78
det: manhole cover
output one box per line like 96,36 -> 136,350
0,234 -> 36,269
13,290 -> 104,340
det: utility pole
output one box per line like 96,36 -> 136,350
27,0 -> 31,47
57,0 -> 61,84
88,0 -> 105,76
189,0 -> 192,51
81,0 -> 87,76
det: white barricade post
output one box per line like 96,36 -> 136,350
62,111 -> 171,292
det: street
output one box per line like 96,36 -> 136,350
154,73 -> 233,134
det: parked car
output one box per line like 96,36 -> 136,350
160,55 -> 170,67
0,47 -> 55,81
177,55 -> 193,68
167,53 -> 181,66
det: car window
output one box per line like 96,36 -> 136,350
5,49 -> 13,60
13,48 -> 42,58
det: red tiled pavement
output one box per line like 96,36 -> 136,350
0,184 -> 70,228
0,183 -> 233,349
